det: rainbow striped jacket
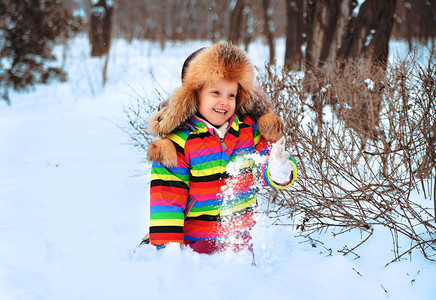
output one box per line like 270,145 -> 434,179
149,115 -> 297,246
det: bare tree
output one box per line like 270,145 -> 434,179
229,0 -> 245,44
241,4 -> 254,50
90,0 -> 113,57
261,0 -> 276,65
338,0 -> 398,68
392,0 -> 436,51
305,0 -> 356,68
284,0 -> 304,71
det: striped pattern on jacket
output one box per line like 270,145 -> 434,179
149,115 -> 297,246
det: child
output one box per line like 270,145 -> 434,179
146,43 -> 297,254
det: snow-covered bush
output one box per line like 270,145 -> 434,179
258,51 -> 436,263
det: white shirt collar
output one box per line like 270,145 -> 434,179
195,115 -> 229,139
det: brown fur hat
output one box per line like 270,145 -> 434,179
148,42 -> 284,166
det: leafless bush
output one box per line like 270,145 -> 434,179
122,87 -> 166,160
258,50 -> 436,263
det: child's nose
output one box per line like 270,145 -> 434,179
219,96 -> 231,104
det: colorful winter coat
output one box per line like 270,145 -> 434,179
149,114 -> 297,246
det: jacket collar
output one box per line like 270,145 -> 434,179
188,115 -> 239,137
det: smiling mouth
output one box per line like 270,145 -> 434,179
213,108 -> 227,114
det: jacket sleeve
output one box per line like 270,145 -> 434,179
252,121 -> 298,189
149,134 -> 190,246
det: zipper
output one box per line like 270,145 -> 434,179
212,128 -> 227,151
184,199 -> 196,219
219,138 -> 227,151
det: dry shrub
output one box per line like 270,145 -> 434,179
123,86 -> 167,159
258,51 -> 436,264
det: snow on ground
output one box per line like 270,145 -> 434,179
0,36 -> 435,299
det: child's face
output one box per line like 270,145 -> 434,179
198,78 -> 238,126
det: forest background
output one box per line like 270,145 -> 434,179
1,0 -> 435,265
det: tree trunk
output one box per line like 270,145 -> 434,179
322,0 -> 355,66
90,0 -> 113,57
338,0 -> 398,68
229,0 -> 245,44
284,0 -> 304,71
242,4 -> 254,51
262,0 -> 275,65
305,0 -> 356,68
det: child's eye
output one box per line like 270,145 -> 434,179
229,93 -> 236,98
212,91 -> 219,95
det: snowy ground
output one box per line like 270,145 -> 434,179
0,36 -> 435,299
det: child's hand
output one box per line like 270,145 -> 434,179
268,137 -> 295,184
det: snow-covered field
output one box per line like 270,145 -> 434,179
0,36 -> 435,299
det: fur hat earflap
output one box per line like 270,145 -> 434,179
257,110 -> 284,142
147,137 -> 177,167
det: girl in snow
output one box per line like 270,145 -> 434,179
146,42 -> 297,254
